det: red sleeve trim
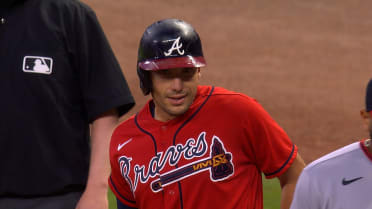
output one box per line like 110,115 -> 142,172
264,144 -> 298,178
360,139 -> 372,162
108,175 -> 137,207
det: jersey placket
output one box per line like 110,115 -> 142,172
157,123 -> 185,209
162,183 -> 182,209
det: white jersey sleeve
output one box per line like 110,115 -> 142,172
290,168 -> 321,209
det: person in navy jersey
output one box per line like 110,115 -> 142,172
0,0 -> 135,208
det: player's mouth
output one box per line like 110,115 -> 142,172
168,95 -> 186,105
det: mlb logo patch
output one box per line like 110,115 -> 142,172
22,56 -> 53,74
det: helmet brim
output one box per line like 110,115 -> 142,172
138,56 -> 206,71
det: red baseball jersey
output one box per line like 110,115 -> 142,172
109,85 -> 297,209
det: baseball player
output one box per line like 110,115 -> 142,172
109,19 -> 305,209
290,79 -> 372,209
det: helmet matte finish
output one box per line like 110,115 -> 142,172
137,19 -> 206,95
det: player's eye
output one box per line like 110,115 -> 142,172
153,68 -> 197,80
180,68 -> 197,80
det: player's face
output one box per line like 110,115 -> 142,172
150,67 -> 201,122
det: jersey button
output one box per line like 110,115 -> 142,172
168,190 -> 175,195
161,125 -> 167,131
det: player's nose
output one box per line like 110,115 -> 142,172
170,77 -> 183,92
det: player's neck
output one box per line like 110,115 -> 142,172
368,140 -> 372,154
365,139 -> 372,154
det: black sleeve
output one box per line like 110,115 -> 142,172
66,2 -> 134,122
117,198 -> 137,209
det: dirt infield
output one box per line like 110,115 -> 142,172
84,0 -> 372,163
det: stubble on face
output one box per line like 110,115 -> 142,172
151,68 -> 200,122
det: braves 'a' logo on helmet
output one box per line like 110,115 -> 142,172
164,36 -> 185,56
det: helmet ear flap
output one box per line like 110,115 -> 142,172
137,67 -> 152,95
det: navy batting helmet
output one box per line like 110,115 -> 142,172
137,19 -> 206,95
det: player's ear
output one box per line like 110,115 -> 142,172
360,109 -> 370,129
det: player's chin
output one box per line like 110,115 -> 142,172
168,106 -> 188,116
166,103 -> 191,117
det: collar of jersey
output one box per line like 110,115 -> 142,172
360,139 -> 372,163
138,85 -> 212,126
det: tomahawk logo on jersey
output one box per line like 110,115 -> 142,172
118,132 -> 234,193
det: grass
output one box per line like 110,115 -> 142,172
262,176 -> 281,209
108,175 -> 281,209
108,188 -> 117,209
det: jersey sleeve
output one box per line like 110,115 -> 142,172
290,169 -> 320,209
242,98 -> 297,178
109,129 -> 137,207
117,198 -> 138,209
109,174 -> 137,208
65,3 -> 134,122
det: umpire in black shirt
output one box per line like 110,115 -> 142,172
0,0 -> 135,208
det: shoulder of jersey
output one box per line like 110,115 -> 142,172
44,0 -> 89,7
304,141 -> 361,172
206,86 -> 259,108
38,0 -> 94,17
111,115 -> 137,139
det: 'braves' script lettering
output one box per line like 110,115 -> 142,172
118,132 -> 208,192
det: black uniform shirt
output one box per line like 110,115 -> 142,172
0,0 -> 134,196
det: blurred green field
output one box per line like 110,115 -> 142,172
108,176 -> 281,209
262,177 -> 281,209
108,188 -> 116,209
